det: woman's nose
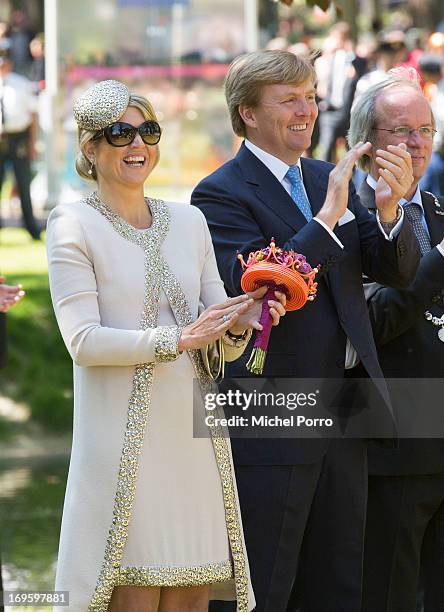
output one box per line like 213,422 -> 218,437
131,131 -> 144,146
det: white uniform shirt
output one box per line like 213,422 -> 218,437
0,72 -> 37,133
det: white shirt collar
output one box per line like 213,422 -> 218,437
244,139 -> 302,184
366,174 -> 423,210
365,174 -> 379,192
399,184 -> 423,209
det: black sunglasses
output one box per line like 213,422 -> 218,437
93,121 -> 162,147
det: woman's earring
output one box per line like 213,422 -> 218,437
88,158 -> 95,175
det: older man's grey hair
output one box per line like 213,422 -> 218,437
347,76 -> 428,172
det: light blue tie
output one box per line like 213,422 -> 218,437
285,165 -> 313,221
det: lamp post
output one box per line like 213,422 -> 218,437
245,0 -> 259,52
44,0 -> 59,209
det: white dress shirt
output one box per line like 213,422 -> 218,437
0,72 -> 37,134
244,140 -> 367,365
365,174 -> 406,240
244,139 -> 344,247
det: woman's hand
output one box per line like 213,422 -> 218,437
0,277 -> 25,313
178,294 -> 255,352
178,286 -> 286,351
230,286 -> 286,334
178,288 -> 287,352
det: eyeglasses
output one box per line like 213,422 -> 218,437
93,121 -> 162,147
374,126 -> 437,140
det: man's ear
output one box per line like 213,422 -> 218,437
238,104 -> 257,130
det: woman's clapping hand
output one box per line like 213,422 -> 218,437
178,287 -> 286,352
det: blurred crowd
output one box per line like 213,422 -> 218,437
2,5 -> 444,243
0,9 -> 45,241
0,9 -> 44,88
265,18 -> 444,196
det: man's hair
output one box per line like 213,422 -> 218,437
225,50 -> 317,137
348,75 -> 434,172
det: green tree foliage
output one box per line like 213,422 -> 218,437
0,229 -> 73,432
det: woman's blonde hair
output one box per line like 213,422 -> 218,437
75,93 -> 158,182
225,50 -> 317,137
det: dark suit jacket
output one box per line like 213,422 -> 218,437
357,180 -> 444,475
192,144 -> 420,465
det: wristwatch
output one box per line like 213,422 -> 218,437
380,205 -> 402,234
224,328 -> 251,347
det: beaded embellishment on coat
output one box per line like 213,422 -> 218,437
84,193 -> 249,612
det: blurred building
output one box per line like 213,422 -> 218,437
10,0 -> 444,210
46,0 -> 256,207
1,0 -> 257,213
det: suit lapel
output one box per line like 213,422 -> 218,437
358,181 -> 444,251
235,144 -> 311,233
421,191 -> 444,248
300,158 -> 328,217
357,179 -> 376,210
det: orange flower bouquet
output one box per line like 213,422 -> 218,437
238,240 -> 319,374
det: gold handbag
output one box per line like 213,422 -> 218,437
197,302 -> 225,381
201,337 -> 225,381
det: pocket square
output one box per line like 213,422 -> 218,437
338,209 -> 356,226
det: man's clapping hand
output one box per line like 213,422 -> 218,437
374,143 -> 413,221
317,141 -> 373,229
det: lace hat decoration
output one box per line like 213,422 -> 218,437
73,79 -> 130,131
